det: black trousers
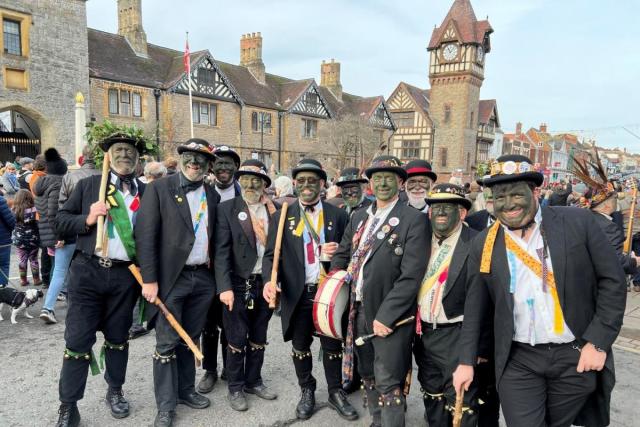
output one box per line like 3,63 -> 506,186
40,249 -> 53,285
222,275 -> 273,392
414,323 -> 479,427
498,342 -> 596,427
58,254 -> 138,403
153,267 -> 215,412
289,285 -> 343,394
202,295 -> 227,373
476,355 -> 500,427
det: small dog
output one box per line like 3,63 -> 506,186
0,287 -> 43,324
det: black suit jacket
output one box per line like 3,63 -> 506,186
263,201 -> 348,341
592,211 -> 637,275
135,173 -> 219,301
56,174 -> 146,256
440,225 -> 478,319
459,206 -> 626,426
215,197 -> 279,293
331,201 -> 430,328
464,209 -> 492,232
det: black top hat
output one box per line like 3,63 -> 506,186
483,155 -> 544,188
99,133 -> 150,154
335,167 -> 368,186
425,183 -> 472,210
404,159 -> 437,182
177,138 -> 216,161
213,145 -> 241,167
235,159 -> 271,187
364,155 -> 407,181
292,158 -> 327,181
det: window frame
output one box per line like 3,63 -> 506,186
3,18 -> 21,56
401,140 -> 420,159
192,100 -> 218,126
108,89 -> 119,115
132,92 -> 142,117
302,118 -> 318,138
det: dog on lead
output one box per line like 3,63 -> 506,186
0,287 -> 43,324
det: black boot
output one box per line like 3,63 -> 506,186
380,389 -> 406,427
154,410 -> 175,427
55,403 -> 80,427
328,389 -> 359,420
197,370 -> 217,394
296,388 -> 315,420
105,387 -> 130,419
422,388 -> 446,427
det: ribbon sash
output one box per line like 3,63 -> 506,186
192,190 -> 207,234
106,188 -> 137,261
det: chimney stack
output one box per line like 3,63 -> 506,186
117,0 -> 148,57
240,32 -> 265,84
540,123 -> 547,133
320,58 -> 342,102
516,122 -> 522,135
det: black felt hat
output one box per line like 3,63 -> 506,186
99,133 -> 149,154
335,167 -> 368,186
235,159 -> 271,187
213,145 -> 241,167
426,183 -> 472,210
177,138 -> 216,161
404,159 -> 437,182
364,155 -> 407,181
483,155 -> 544,188
292,158 -> 327,181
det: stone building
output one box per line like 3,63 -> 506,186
0,0 -> 89,161
88,0 -> 395,175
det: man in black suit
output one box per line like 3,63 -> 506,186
53,134 -> 149,427
331,155 -> 429,427
465,177 -> 496,232
453,155 -> 627,427
334,167 -> 371,218
137,139 -> 219,427
403,159 -> 437,212
414,183 -> 479,427
216,159 -> 278,411
262,159 -> 357,421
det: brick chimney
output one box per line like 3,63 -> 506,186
540,123 -> 548,133
117,0 -> 148,57
320,59 -> 342,102
516,122 -> 522,135
240,33 -> 265,84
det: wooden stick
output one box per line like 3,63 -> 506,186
128,265 -> 203,361
95,152 -> 110,253
624,179 -> 637,254
452,389 -> 465,427
355,315 -> 415,346
269,202 -> 289,309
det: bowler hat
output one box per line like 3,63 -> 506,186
404,159 -> 437,182
426,183 -> 472,210
292,158 -> 327,182
235,159 -> 271,187
364,155 -> 407,181
177,138 -> 216,161
482,155 -> 544,188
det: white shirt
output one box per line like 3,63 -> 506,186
185,185 -> 209,265
355,198 -> 398,301
248,202 -> 268,274
95,174 -> 137,261
419,224 -> 464,324
216,184 -> 236,202
302,201 -> 323,284
507,208 -> 575,345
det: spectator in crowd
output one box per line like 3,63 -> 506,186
549,179 -> 572,206
273,175 -> 296,205
1,162 -> 20,199
17,157 -> 35,190
0,192 -> 15,287
29,155 -> 47,195
163,156 -> 178,175
143,161 -> 167,183
11,189 -> 41,286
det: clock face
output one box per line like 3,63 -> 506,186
476,46 -> 484,62
442,43 -> 458,61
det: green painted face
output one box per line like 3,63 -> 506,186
341,183 -> 364,208
180,152 -> 210,182
238,174 -> 265,205
295,171 -> 323,204
109,142 -> 139,176
492,181 -> 537,228
213,155 -> 238,187
429,203 -> 462,238
370,171 -> 400,202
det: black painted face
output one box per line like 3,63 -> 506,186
429,202 -> 463,238
109,142 -> 139,175
492,181 -> 537,228
213,155 -> 238,186
341,183 -> 364,208
370,172 -> 400,202
238,175 -> 265,204
295,171 -> 323,204
180,152 -> 210,182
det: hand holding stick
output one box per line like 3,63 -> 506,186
268,202 -> 288,309
95,152 -> 110,253
128,265 -> 203,361
355,316 -> 415,346
452,389 -> 465,427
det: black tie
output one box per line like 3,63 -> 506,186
113,172 -> 137,196
180,173 -> 204,193
303,200 -> 319,213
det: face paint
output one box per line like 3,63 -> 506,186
492,181 -> 537,229
406,176 -> 432,198
295,171 -> 323,204
213,155 -> 238,188
370,172 -> 400,202
429,203 -> 462,238
180,152 -> 210,182
109,142 -> 139,176
239,174 -> 265,205
483,188 -> 494,215
341,183 -> 364,208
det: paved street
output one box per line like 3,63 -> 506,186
1,252 -> 640,426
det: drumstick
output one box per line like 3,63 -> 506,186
95,152 -> 110,253
269,202 -> 289,309
355,315 -> 415,346
452,389 -> 465,427
128,265 -> 204,361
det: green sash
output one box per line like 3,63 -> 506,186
106,185 -> 137,261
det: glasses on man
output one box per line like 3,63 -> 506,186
341,186 -> 361,196
296,177 -> 319,185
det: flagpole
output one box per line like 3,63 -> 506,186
186,31 -> 194,139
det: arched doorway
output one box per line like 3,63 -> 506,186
0,103 -> 52,163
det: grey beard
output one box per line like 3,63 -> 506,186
408,194 -> 427,209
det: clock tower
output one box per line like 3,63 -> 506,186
428,0 -> 492,174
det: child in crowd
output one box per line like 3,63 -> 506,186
11,189 -> 41,286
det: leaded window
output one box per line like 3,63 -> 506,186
3,19 -> 21,56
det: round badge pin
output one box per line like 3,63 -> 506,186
389,217 -> 399,227
376,231 -> 385,240
502,161 -> 517,175
238,212 -> 248,221
394,247 -> 404,256
382,224 -> 391,234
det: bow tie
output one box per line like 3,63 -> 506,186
181,173 -> 204,193
507,218 -> 536,238
112,172 -> 137,196
302,200 -> 319,213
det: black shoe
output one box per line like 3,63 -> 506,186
328,390 -> 359,421
244,384 -> 278,400
178,391 -> 210,409
197,371 -> 217,394
227,390 -> 249,411
295,388 -> 315,420
154,411 -> 175,427
106,388 -> 130,419
55,403 -> 80,427
128,325 -> 150,340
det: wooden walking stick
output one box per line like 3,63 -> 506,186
624,178 -> 637,254
95,152 -> 110,253
452,389 -> 465,427
268,202 -> 289,309
128,265 -> 204,361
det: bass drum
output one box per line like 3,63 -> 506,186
312,270 -> 350,340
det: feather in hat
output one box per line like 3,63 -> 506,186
570,146 -> 614,208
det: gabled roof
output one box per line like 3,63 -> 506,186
402,82 -> 430,114
477,99 -> 497,126
279,79 -> 315,110
428,0 -> 493,49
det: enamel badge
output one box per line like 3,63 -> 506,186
382,224 -> 391,234
376,231 -> 385,240
394,246 -> 404,256
389,217 -> 399,227
238,212 -> 248,221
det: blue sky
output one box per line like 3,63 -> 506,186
87,0 -> 640,151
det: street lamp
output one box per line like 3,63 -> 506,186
259,112 -> 271,164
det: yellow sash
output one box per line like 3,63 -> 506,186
417,252 -> 453,303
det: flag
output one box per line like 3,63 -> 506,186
184,38 -> 190,74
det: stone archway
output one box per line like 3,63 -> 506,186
0,101 -> 55,153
